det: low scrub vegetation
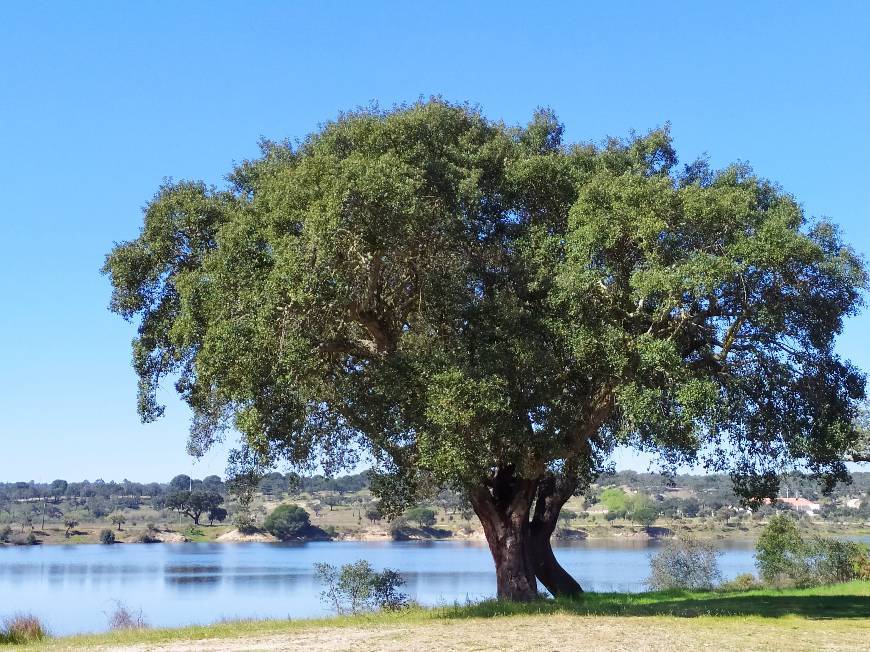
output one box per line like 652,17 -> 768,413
105,601 -> 148,631
0,614 -> 48,645
648,535 -> 723,590
314,560 -> 409,614
756,514 -> 870,587
647,518 -> 870,592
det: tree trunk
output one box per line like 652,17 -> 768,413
529,524 -> 583,597
470,467 -> 539,601
529,473 -> 584,598
470,467 -> 591,600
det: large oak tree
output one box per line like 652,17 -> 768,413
105,100 -> 867,600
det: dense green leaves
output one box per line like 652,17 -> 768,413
263,503 -> 310,540
105,99 -> 867,507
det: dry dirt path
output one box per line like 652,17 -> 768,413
68,614 -> 870,652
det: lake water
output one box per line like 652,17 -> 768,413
0,537 -> 863,636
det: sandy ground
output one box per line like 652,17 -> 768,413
215,530 -> 279,543
78,614 -> 870,652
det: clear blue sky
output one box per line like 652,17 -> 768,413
1,2 -> 868,483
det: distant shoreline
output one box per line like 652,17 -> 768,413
3,523 -> 868,548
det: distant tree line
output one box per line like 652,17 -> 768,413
2,469 -> 867,535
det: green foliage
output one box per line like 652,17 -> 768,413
364,504 -> 383,523
99,529 -> 116,544
0,614 -> 48,645
600,488 -> 629,516
806,537 -> 870,584
63,519 -> 79,537
233,509 -> 259,534
405,506 -> 436,528
207,506 -> 228,525
755,514 -> 813,585
322,524 -> 338,539
263,504 -> 310,540
388,517 -> 409,540
755,514 -> 870,586
599,488 -> 657,526
164,490 -> 223,525
648,535 -> 722,590
109,512 -> 126,530
314,560 -> 408,614
719,573 -> 762,592
0,525 -> 10,543
105,100 -> 867,568
627,495 -> 658,528
169,475 -> 192,492
134,532 -> 160,544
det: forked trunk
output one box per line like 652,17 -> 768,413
528,530 -> 583,596
530,473 -> 584,597
471,466 -> 587,600
470,468 -> 538,601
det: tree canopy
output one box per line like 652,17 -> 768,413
264,503 -> 310,540
164,490 -> 223,525
105,99 -> 867,599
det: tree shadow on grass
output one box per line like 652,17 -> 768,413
575,593 -> 870,619
439,585 -> 870,620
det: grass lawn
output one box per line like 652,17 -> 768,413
12,581 -> 869,651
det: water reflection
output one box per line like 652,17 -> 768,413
0,538 -> 866,636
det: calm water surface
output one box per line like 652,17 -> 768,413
0,538 -> 861,636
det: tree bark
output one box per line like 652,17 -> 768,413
470,467 -> 539,601
529,474 -> 583,597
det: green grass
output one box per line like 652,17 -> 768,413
445,581 -> 870,619
14,581 -> 869,649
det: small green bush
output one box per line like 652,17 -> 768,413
0,525 -> 11,543
264,504 -> 310,540
233,510 -> 259,534
755,514 -> 870,586
807,537 -> 870,584
135,532 -> 159,543
99,529 -> 116,545
315,560 -> 408,614
719,573 -> 761,592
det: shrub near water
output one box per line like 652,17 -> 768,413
0,614 -> 48,645
263,504 -> 310,540
755,514 -> 870,587
315,560 -> 408,614
648,534 -> 723,590
105,601 -> 148,631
